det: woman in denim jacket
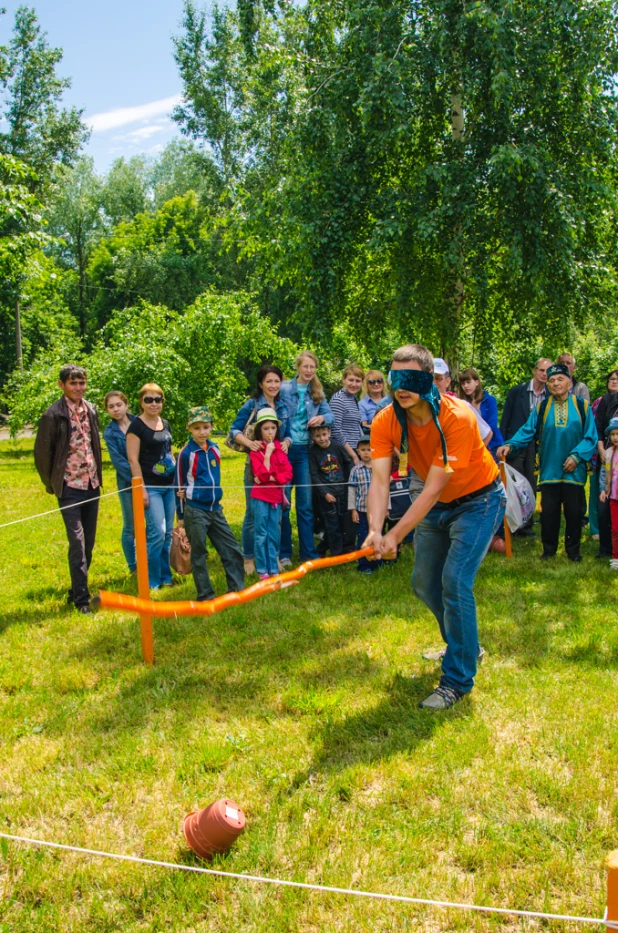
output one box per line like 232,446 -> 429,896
103,391 -> 137,573
279,351 -> 334,562
229,365 -> 291,575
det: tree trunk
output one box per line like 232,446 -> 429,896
15,299 -> 23,371
449,91 -> 465,377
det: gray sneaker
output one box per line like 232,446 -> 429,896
418,684 -> 464,710
422,646 -> 485,663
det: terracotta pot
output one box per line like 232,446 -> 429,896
183,798 -> 246,860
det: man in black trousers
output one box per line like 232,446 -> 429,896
34,365 -> 103,613
500,358 -> 552,535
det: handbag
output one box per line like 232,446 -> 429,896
225,403 -> 258,453
170,525 -> 192,575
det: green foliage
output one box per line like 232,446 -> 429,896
3,328 -> 83,433
0,6 -> 88,193
5,292 -> 297,438
86,191 -> 239,329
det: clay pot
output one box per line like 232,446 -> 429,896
183,798 -> 246,860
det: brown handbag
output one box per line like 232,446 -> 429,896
224,403 -> 258,453
170,525 -> 192,575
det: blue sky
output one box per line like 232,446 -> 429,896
1,0 -> 200,170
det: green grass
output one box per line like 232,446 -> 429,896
0,438 -> 616,932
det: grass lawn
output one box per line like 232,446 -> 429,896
0,438 -> 616,932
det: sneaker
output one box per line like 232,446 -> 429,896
279,558 -> 293,569
259,573 -> 270,581
244,558 -> 256,575
610,559 -> 618,570
357,567 -> 374,575
540,552 -> 555,561
75,605 -> 92,615
422,646 -> 485,662
567,554 -> 582,563
418,684 -> 464,710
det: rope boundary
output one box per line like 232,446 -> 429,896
0,833 -> 613,928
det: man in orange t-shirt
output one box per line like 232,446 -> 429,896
364,344 -> 506,710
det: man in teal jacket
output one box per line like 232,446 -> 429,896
497,363 -> 598,562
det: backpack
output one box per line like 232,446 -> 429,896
534,395 -> 589,476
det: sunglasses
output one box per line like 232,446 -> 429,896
143,396 -> 163,404
368,378 -> 383,385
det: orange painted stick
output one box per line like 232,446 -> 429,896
131,477 -> 154,663
95,547 -> 375,619
499,460 -> 513,559
607,851 -> 618,930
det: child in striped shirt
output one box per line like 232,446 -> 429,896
348,434 -> 382,574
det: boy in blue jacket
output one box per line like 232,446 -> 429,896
175,406 -> 245,601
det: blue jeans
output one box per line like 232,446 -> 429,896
357,511 -> 382,571
412,484 -> 506,694
241,458 -> 255,559
280,444 -> 318,561
145,485 -> 175,588
252,498 -> 282,575
118,489 -> 136,573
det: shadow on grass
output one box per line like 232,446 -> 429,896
308,671 -> 469,774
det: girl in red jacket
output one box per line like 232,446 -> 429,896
249,408 -> 294,578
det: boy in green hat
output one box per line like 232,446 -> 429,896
175,406 -> 245,601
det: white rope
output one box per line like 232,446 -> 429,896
0,833 -> 613,928
0,487 -> 133,530
0,481 -> 358,530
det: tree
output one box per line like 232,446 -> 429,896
173,2 -> 245,187
0,152 -> 50,383
223,0 -> 618,362
46,157 -> 104,336
100,155 -> 151,227
151,138 -> 222,210
86,191 -> 236,327
0,6 -> 88,193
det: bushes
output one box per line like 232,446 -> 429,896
5,292 -> 298,438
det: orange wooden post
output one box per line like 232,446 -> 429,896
131,477 -> 154,665
607,851 -> 618,930
499,460 -> 513,559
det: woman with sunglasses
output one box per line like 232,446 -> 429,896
359,370 -> 388,428
126,384 -> 176,590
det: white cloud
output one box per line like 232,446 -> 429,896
114,121 -> 172,143
87,95 -> 182,133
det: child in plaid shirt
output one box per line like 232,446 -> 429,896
348,434 -> 382,574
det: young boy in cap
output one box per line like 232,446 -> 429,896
497,363 -> 597,562
309,423 -> 353,556
348,433 -> 382,573
175,406 -> 245,601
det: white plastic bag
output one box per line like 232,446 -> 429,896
503,463 -> 535,532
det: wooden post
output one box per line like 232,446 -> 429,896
607,851 -> 618,930
15,300 -> 23,371
131,477 -> 154,665
499,460 -> 513,559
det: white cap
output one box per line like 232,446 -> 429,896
433,358 -> 450,375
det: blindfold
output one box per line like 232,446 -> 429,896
388,369 -> 434,395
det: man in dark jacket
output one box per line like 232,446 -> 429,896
500,358 -> 552,535
34,365 -> 103,613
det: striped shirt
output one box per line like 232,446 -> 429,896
347,462 -> 372,511
330,388 -> 363,449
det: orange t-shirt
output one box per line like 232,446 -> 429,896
370,396 -> 498,503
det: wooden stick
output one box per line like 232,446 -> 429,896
96,548 -> 376,619
607,851 -> 618,930
131,477 -> 154,664
499,460 -> 513,559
